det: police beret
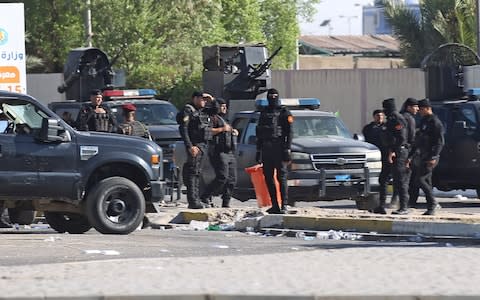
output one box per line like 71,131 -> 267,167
90,89 -> 102,96
191,91 -> 203,98
122,103 -> 136,111
404,97 -> 418,106
418,99 -> 432,108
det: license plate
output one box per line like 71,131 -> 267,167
335,174 -> 351,181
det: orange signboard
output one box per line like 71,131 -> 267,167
0,66 -> 20,84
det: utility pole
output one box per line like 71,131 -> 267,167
85,0 -> 93,47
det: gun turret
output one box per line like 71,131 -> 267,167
57,47 -> 113,101
202,44 -> 279,101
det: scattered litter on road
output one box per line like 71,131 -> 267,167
245,226 -> 254,232
190,220 -> 210,231
212,245 -> 229,249
84,250 -> 120,255
43,237 -> 61,242
454,194 -> 468,200
31,224 -> 50,230
159,249 -> 170,253
315,230 -> 362,241
445,243 -> 454,247
303,236 -> 315,241
290,247 -> 300,250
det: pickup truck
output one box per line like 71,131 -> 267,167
174,99 -> 382,208
49,88 -> 182,199
0,91 -> 166,234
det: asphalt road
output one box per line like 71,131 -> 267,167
0,228 -> 478,268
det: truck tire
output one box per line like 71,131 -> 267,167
8,208 -> 36,225
45,212 -> 92,234
85,177 -> 145,234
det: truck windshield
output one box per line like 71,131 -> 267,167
292,116 -> 352,138
112,103 -> 178,126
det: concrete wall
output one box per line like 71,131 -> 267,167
272,68 -> 426,133
26,73 -> 65,105
25,70 -> 427,133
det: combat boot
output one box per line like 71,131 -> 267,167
188,201 -> 205,209
392,208 -> 409,215
266,207 -> 285,214
372,206 -> 387,215
222,198 -> 230,208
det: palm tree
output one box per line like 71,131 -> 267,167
383,0 -> 476,67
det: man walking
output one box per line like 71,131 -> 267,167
409,99 -> 444,215
200,98 -> 238,208
256,88 -> 293,214
374,98 -> 409,215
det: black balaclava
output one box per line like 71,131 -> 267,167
267,88 -> 280,108
382,98 -> 396,116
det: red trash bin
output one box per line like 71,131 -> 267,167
245,164 -> 281,208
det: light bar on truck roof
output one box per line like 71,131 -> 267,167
467,88 -> 480,96
103,89 -> 157,98
255,98 -> 320,107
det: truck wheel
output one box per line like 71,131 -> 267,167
7,208 -> 36,225
85,177 -> 145,234
45,212 -> 92,234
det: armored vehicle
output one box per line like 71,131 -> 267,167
0,91 -> 166,234
421,43 -> 480,197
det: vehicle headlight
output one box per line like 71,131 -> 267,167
365,150 -> 381,161
291,152 -> 310,160
290,152 -> 313,170
366,161 -> 382,170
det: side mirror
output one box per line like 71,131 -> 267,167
353,133 -> 365,141
37,118 -> 66,142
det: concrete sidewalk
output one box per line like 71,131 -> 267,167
147,205 -> 480,237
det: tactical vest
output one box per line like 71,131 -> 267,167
119,121 -> 149,138
185,104 -> 211,144
257,110 -> 282,140
93,113 -> 110,132
212,115 -> 235,153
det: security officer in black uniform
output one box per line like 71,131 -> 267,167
409,99 -> 444,215
256,88 -> 293,214
200,98 -> 238,208
77,89 -> 117,132
178,91 -> 226,209
374,98 -> 410,215
362,109 -> 385,149
400,98 -> 419,209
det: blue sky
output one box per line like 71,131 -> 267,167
299,0 -> 374,35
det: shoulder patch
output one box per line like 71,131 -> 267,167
183,115 -> 189,122
394,123 -> 403,130
287,115 -> 294,124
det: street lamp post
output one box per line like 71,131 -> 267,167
339,15 -> 358,35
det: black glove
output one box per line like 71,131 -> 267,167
256,151 -> 262,164
282,149 -> 291,162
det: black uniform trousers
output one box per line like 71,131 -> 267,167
202,150 -> 237,205
379,148 -> 409,209
392,147 -> 410,210
183,143 -> 206,204
409,157 -> 438,210
262,140 -> 288,210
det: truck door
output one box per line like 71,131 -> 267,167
234,117 -> 257,193
0,133 -> 39,199
0,100 -> 79,201
447,104 -> 480,179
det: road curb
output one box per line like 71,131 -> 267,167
170,210 -> 480,237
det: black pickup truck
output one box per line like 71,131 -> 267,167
0,91 -> 166,234
174,99 -> 382,208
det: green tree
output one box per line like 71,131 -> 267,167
384,0 -> 476,67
